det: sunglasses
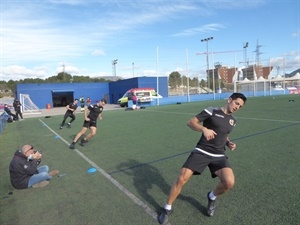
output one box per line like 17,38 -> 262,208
25,146 -> 34,153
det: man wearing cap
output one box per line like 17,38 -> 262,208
9,145 -> 59,189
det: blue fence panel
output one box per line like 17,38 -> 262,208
0,112 -> 11,134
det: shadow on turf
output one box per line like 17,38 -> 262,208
115,159 -> 207,215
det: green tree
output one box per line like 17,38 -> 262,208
169,71 -> 181,89
200,79 -> 206,88
7,80 -> 16,95
19,78 -> 45,84
72,75 -> 92,83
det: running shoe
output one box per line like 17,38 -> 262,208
158,208 -> 172,224
207,192 -> 216,217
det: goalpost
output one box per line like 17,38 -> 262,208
20,94 -> 41,114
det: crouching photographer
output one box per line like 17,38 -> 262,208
9,145 -> 59,189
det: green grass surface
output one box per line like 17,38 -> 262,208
1,95 -> 299,225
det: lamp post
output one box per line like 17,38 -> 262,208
243,42 -> 248,80
112,59 -> 118,76
132,62 -> 134,77
201,37 -> 213,92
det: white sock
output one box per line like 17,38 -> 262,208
164,204 -> 172,210
209,191 -> 217,200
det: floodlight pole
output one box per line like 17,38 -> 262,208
201,37 -> 213,93
112,59 -> 118,76
243,42 -> 249,79
132,62 -> 134,77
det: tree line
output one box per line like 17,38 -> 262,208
0,71 -> 217,97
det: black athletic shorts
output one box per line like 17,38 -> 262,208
82,119 -> 97,128
182,150 -> 231,178
65,112 -> 75,118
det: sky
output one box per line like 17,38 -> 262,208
0,0 -> 299,81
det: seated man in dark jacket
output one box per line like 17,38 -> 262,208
4,104 -> 18,121
9,144 -> 59,189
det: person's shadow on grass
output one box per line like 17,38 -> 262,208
115,159 -> 207,214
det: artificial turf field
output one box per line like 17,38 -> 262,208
0,94 -> 299,225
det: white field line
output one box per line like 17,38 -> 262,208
143,109 -> 300,124
38,119 -> 170,225
235,116 -> 300,124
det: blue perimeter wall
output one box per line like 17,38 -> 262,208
142,89 -> 293,107
15,76 -> 294,109
16,82 -> 109,109
16,77 -> 168,109
0,112 -> 11,134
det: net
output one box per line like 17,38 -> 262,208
20,94 -> 41,114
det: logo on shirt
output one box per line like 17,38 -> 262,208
24,165 -> 28,169
215,113 -> 224,118
229,119 -> 234,126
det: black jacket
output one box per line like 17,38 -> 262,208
4,106 -> 12,115
13,100 -> 22,111
9,150 -> 41,189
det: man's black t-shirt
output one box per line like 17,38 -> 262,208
195,107 -> 237,154
87,104 -> 104,121
66,103 -> 78,114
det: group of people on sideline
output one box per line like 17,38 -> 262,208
3,99 -> 23,122
9,96 -> 107,190
79,96 -> 91,112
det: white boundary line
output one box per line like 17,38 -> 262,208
39,119 -> 170,225
235,116 -> 300,124
143,109 -> 300,124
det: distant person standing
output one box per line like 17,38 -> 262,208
4,104 -> 18,121
69,99 -> 107,149
59,99 -> 78,129
86,97 -> 91,107
13,99 -> 23,120
132,94 -> 137,105
79,96 -> 85,112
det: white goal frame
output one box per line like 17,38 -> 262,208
20,94 -> 41,114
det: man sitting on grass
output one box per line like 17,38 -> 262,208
4,104 -> 18,121
9,144 -> 59,189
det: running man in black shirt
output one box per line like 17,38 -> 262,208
69,99 -> 107,149
59,99 -> 78,129
158,93 -> 247,224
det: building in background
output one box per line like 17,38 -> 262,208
15,76 -> 168,109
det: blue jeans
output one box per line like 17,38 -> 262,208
28,165 -> 52,187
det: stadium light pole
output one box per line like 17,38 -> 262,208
201,37 -> 213,93
112,59 -> 118,76
132,62 -> 134,77
243,42 -> 249,80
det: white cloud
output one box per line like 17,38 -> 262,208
172,23 -> 226,37
292,31 -> 300,38
91,50 -> 106,56
55,63 -> 79,74
1,65 -> 49,81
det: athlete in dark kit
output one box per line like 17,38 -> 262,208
69,99 -> 107,149
60,99 -> 78,129
158,93 -> 247,224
